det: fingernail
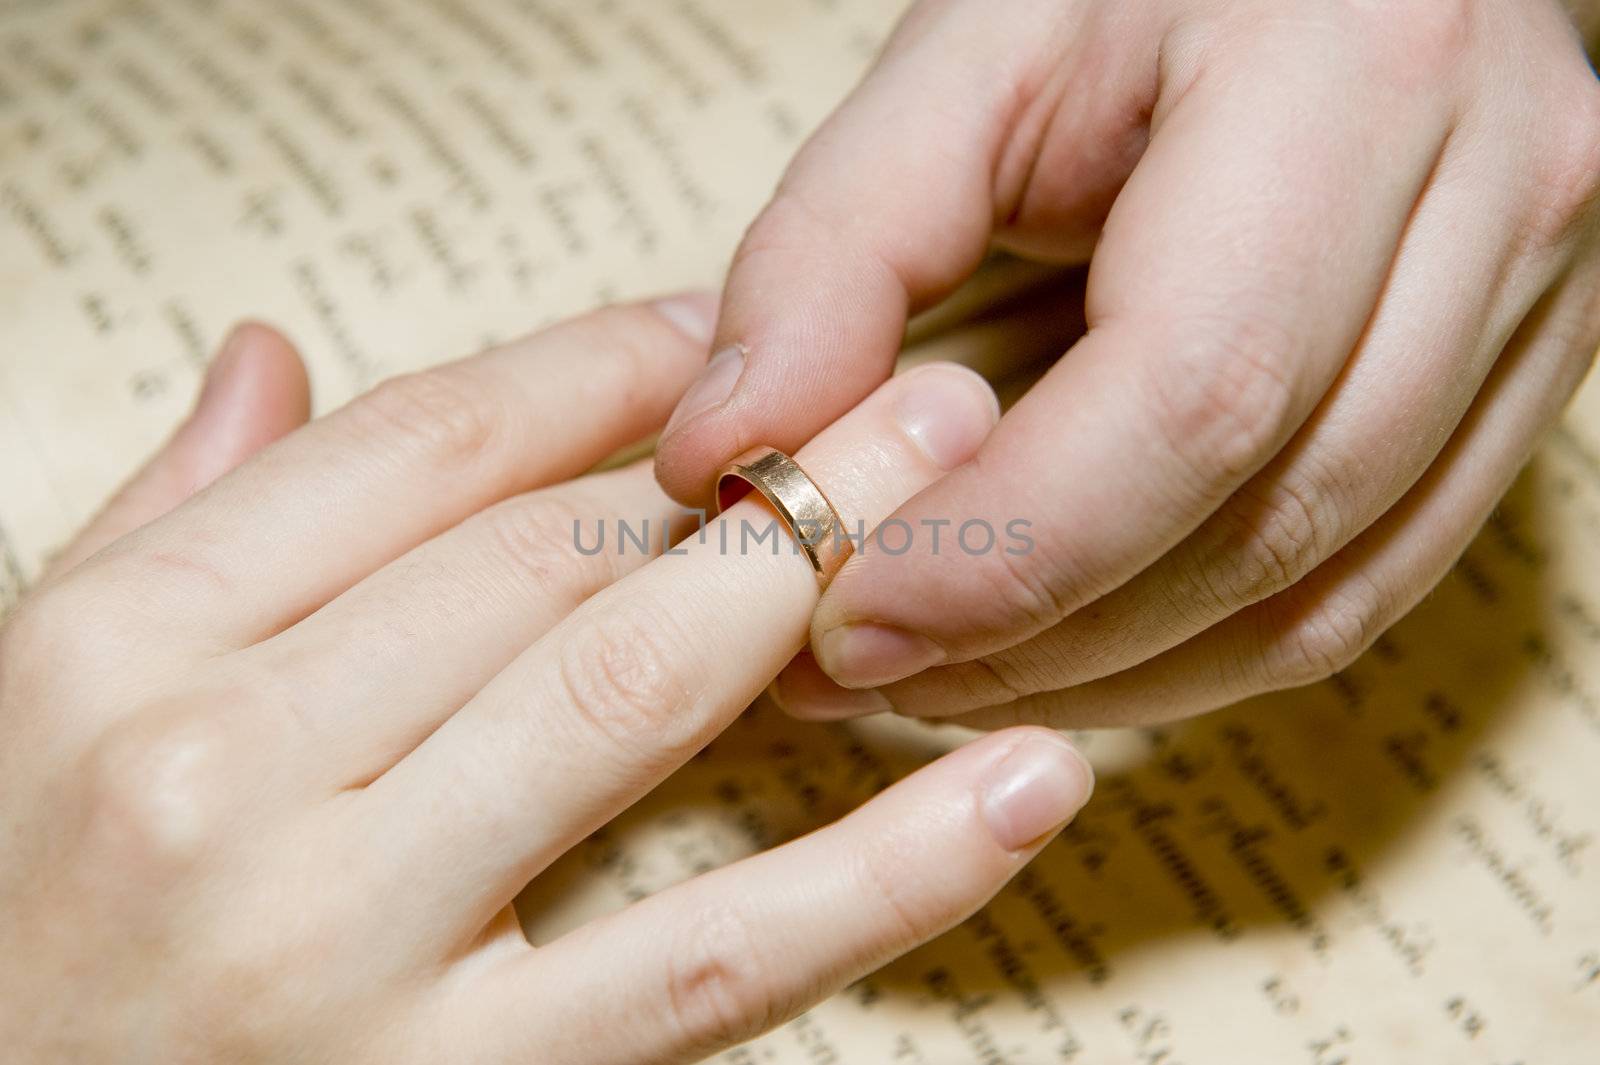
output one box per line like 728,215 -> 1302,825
663,344 -> 744,437
652,292 -> 719,346
894,365 -> 1000,470
196,325 -> 252,413
980,734 -> 1094,851
815,622 -> 945,688
189,324 -> 256,434
771,661 -> 891,720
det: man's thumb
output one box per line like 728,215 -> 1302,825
651,7 -> 1018,505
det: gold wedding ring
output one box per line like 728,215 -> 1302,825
714,446 -> 852,589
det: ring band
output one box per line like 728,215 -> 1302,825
714,446 -> 852,588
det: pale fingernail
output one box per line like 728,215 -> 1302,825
771,661 -> 891,720
187,324 -> 259,439
815,622 -> 945,688
979,733 -> 1094,851
653,292 -> 719,346
663,344 -> 744,437
195,325 -> 253,413
894,364 -> 1000,470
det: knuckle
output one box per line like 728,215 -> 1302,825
1216,479 -> 1329,606
349,368 -> 501,469
555,608 -> 699,760
956,452 -> 1082,633
968,650 -> 1037,704
1145,316 -> 1299,487
1266,585 -> 1383,688
855,833 -> 941,946
977,536 -> 1074,635
1524,89 -> 1600,249
481,494 -> 616,603
662,906 -> 791,1054
81,709 -> 233,872
551,305 -> 674,397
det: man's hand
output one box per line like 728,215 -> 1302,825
655,0 -> 1600,728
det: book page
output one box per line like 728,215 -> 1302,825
3,2 -> 1598,1063
0,0 -> 903,597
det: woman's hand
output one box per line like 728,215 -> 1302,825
655,0 -> 1600,729
0,300 -> 1092,1064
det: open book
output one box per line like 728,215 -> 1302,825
3,1 -> 1598,1060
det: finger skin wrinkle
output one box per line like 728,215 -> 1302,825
551,608 -> 704,773
965,438 -> 1103,611
965,651 -> 1032,704
661,905 -> 790,1055
1214,472 -> 1330,604
477,495 -> 622,611
1519,89 -> 1600,255
346,369 -> 508,479
1255,565 -> 1386,689
1135,313 -> 1304,489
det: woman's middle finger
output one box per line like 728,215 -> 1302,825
359,362 -> 1002,955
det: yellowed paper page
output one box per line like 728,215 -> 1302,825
0,0 -> 901,593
